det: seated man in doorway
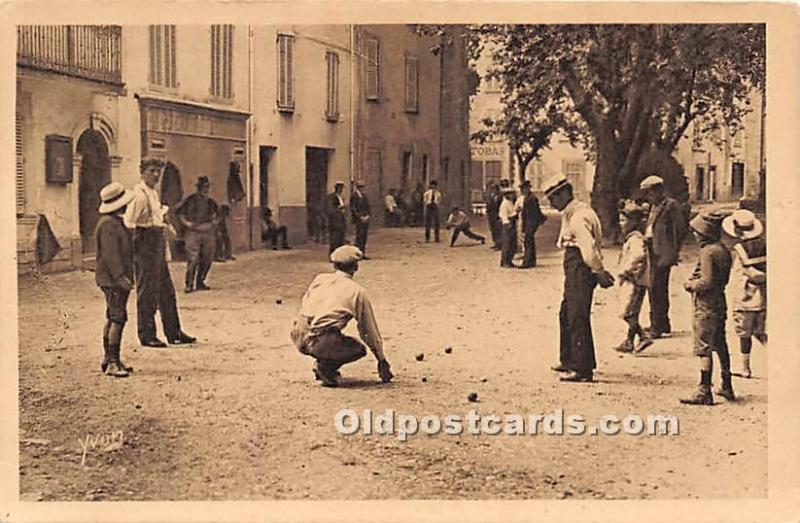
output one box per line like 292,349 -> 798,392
260,206 -> 291,250
290,245 -> 393,387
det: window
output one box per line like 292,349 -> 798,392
366,149 -> 383,194
401,151 -> 413,189
149,25 -> 177,88
365,37 -> 380,101
277,33 -> 295,111
484,75 -> 501,93
731,162 -> 745,199
471,160 -> 484,190
210,25 -> 233,99
404,56 -> 419,112
325,51 -> 339,121
484,160 -> 502,187
422,154 -> 430,185
15,111 -> 25,214
562,159 -> 585,192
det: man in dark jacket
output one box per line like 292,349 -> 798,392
177,176 -> 220,293
326,181 -> 348,254
518,180 -> 547,268
349,180 -> 371,258
640,175 -> 688,338
95,182 -> 136,377
484,182 -> 502,251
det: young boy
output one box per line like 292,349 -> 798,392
261,206 -> 291,250
722,209 -> 766,378
613,201 -> 653,354
680,210 -> 733,405
445,206 -> 486,247
95,182 -> 136,378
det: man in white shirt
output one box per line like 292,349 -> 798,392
423,180 -> 443,243
498,187 -> 518,267
384,189 -> 398,227
124,157 -> 195,348
290,245 -> 393,387
544,175 -> 614,382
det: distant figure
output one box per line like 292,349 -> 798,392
326,181 -> 347,254
95,182 -> 136,377
423,180 -> 443,243
395,189 -> 409,226
384,189 -> 399,227
516,180 -> 547,268
498,187 -> 518,268
215,204 -> 235,262
484,182 -> 502,251
410,183 -> 425,226
261,207 -> 291,250
349,180 -> 371,258
177,176 -> 219,293
445,206 -> 485,247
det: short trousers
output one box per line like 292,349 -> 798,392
733,310 -> 766,338
693,310 -> 727,357
102,286 -> 130,324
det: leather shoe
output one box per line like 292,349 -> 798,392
560,371 -> 594,382
550,364 -> 571,373
196,283 -> 211,291
169,333 -> 196,345
141,338 -> 167,348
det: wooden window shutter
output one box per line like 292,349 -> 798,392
277,34 -> 294,111
224,25 -> 233,99
326,51 -> 339,120
168,25 -> 177,88
148,26 -> 156,84
367,149 -> 382,193
211,26 -> 219,96
405,56 -> 418,112
15,111 -> 25,214
365,38 -> 380,100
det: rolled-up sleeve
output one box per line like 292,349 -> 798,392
573,212 -> 604,273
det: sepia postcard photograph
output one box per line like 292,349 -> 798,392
1,1 -> 798,522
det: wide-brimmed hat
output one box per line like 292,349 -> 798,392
639,175 -> 664,190
196,176 -> 210,188
543,175 -> 571,198
722,209 -> 763,240
98,182 -> 135,214
330,245 -> 363,264
690,210 -> 728,239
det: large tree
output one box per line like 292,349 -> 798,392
476,24 -> 765,239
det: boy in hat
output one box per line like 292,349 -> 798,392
722,209 -> 767,378
290,245 -> 393,387
445,206 -> 486,247
680,210 -> 733,405
95,182 -> 136,377
613,201 -> 653,354
177,175 -> 220,293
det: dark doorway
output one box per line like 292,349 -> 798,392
259,146 -> 275,210
160,162 -> 186,261
305,147 -> 330,240
731,162 -> 745,199
77,130 -> 111,255
695,166 -> 705,201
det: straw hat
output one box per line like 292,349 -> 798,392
98,182 -> 135,214
543,175 -> 570,197
722,209 -> 763,240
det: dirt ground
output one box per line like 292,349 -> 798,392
17,213 -> 767,501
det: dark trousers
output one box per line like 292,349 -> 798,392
649,263 -> 673,334
500,222 -> 517,266
521,227 -> 537,267
184,229 -> 216,288
559,247 -> 598,374
328,219 -> 345,254
133,228 -> 182,343
354,221 -> 369,253
487,214 -> 501,247
450,225 -> 484,246
263,225 -> 289,249
215,227 -> 232,260
424,204 -> 440,241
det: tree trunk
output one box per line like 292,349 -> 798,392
591,142 -> 623,244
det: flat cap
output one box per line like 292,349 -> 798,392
639,175 -> 664,189
543,175 -> 570,197
334,181 -> 346,187
330,245 -> 363,264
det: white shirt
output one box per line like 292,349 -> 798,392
124,181 -> 165,228
423,189 -> 442,206
299,270 -> 384,359
384,194 -> 397,212
499,198 -> 518,225
557,199 -> 605,273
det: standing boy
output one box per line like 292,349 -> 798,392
95,182 -> 136,377
722,209 -> 767,378
613,201 -> 653,354
349,180 -> 371,258
680,210 -> 733,405
445,206 -> 486,247
498,187 -> 518,268
423,180 -> 443,242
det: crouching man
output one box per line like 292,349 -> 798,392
290,245 -> 393,387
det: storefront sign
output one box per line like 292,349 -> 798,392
470,143 -> 506,159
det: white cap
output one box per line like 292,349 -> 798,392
639,175 -> 664,189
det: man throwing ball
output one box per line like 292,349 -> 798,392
291,245 -> 393,387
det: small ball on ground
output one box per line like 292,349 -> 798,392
467,392 -> 479,402
444,347 -> 453,354
415,353 -> 424,362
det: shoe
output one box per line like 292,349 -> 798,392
643,328 -> 663,340
141,338 -> 167,348
196,283 -> 211,291
517,264 -> 535,269
230,256 -> 236,260
184,286 -> 194,294
313,362 -> 339,387
272,245 -> 278,250
679,386 -> 714,405
105,361 -> 129,378
560,371 -> 593,382
500,264 -> 517,269
715,386 -> 736,401
362,255 -> 370,260
117,361 -> 134,373
550,364 -> 571,373
480,238 -> 486,244
169,332 -> 196,345
633,338 -> 654,353
613,340 -> 634,353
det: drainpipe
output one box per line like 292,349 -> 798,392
247,25 -> 255,250
350,24 -> 355,185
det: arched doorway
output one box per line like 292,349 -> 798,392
77,129 -> 111,255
